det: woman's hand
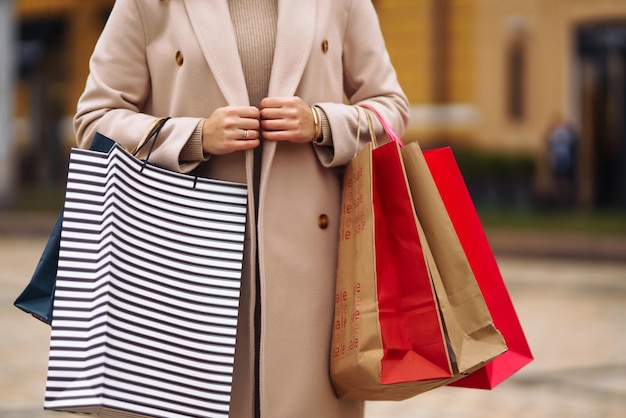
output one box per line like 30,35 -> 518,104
260,97 -> 317,143
202,106 -> 261,155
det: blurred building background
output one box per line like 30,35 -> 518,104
2,0 -> 626,213
2,0 -> 114,208
375,0 -> 626,211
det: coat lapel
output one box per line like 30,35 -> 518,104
183,0 -> 249,106
268,0 -> 317,97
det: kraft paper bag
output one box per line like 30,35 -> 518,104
331,140 -> 453,401
330,136 -> 506,400
401,141 -> 508,374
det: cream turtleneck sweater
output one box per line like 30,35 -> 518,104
228,0 -> 278,107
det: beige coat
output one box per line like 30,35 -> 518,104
74,0 -> 409,417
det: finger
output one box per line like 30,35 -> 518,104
259,96 -> 287,109
261,118 -> 297,132
225,126 -> 259,141
259,107 -> 284,120
239,128 -> 260,141
262,107 -> 303,124
262,130 -> 296,142
236,106 -> 261,119
239,117 -> 261,131
206,136 -> 259,155
228,139 -> 261,152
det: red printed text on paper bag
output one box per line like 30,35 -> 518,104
334,162 -> 368,362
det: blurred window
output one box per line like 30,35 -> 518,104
507,38 -> 525,121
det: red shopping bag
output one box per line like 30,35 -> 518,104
423,147 -> 534,389
372,143 -> 455,385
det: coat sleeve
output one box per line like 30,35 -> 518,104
314,0 -> 409,168
73,0 -> 203,173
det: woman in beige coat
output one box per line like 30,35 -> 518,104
74,0 -> 409,417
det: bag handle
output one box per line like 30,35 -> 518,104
360,103 -> 405,147
353,105 -> 363,157
131,117 -> 171,173
131,117 -> 171,156
363,108 -> 379,149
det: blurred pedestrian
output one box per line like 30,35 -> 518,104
546,116 -> 577,207
73,1 -> 409,417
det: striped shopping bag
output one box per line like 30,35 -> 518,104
43,131 -> 248,418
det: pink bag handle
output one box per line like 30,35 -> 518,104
360,103 -> 405,147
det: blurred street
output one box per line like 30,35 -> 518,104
1,216 -> 625,418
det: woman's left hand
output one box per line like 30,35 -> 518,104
259,96 -> 317,143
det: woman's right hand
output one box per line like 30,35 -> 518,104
202,106 -> 261,155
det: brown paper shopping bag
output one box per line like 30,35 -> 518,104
330,107 -> 506,400
331,140 -> 452,401
401,141 -> 509,374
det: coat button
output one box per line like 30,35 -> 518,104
321,39 -> 329,54
318,214 -> 329,229
175,51 -> 184,66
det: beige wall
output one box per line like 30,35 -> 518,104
475,0 -> 626,154
376,0 -> 434,104
377,0 -> 626,160
376,0 -> 478,143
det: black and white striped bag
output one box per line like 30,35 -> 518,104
43,129 -> 247,418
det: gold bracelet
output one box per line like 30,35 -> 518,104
309,105 -> 323,143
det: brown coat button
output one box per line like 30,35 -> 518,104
175,51 -> 184,66
318,214 -> 329,229
321,39 -> 329,54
